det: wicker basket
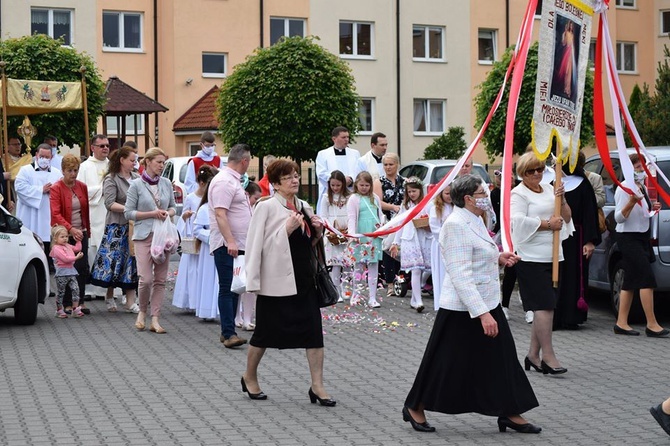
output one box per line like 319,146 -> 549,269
325,231 -> 347,246
412,217 -> 430,228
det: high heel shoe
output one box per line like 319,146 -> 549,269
308,387 -> 336,407
524,357 -> 542,373
497,416 -> 542,433
540,360 -> 567,375
241,377 -> 267,400
402,406 -> 436,432
149,323 -> 166,334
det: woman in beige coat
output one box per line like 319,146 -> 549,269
242,159 -> 336,407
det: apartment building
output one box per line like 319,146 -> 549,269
0,0 -> 667,163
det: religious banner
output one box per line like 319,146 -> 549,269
532,0 -> 595,169
0,78 -> 83,116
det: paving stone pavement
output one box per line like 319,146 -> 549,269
1,262 -> 670,445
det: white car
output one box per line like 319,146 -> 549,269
0,205 -> 49,325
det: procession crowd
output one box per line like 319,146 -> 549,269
1,125 -> 669,436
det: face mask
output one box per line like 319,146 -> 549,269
474,197 -> 492,212
201,145 -> 214,156
634,170 -> 647,183
51,147 -> 58,156
241,173 -> 249,189
133,159 -> 140,171
37,157 -> 51,170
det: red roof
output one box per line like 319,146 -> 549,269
104,76 -> 168,115
172,85 -> 219,132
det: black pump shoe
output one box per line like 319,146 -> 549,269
241,377 -> 267,400
613,325 -> 640,336
540,360 -> 567,375
497,417 -> 542,433
402,406 -> 436,432
524,357 -> 542,373
308,388 -> 336,407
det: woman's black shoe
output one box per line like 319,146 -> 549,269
402,406 -> 436,432
645,327 -> 670,338
241,377 -> 267,400
497,417 -> 542,433
540,360 -> 567,375
613,325 -> 640,336
308,388 -> 336,407
524,357 -> 542,373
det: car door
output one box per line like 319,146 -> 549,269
0,210 -> 20,303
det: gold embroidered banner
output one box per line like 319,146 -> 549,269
0,78 -> 83,116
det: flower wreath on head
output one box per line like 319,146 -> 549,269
404,176 -> 424,188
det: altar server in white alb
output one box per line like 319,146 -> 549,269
77,134 -> 110,298
355,132 -> 387,181
15,143 -> 63,255
315,126 -> 360,212
183,131 -> 226,195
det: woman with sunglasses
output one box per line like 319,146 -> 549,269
510,152 -> 574,375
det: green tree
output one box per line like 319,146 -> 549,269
216,36 -> 361,163
474,41 -> 594,160
629,45 -> 670,146
422,126 -> 468,159
0,34 -> 106,149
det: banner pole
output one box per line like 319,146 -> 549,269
552,155 -> 563,288
80,66 -> 90,158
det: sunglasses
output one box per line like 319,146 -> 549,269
93,144 -> 110,148
525,167 -> 545,175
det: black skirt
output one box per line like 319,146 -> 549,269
516,261 -> 560,312
617,231 -> 657,290
404,306 -> 538,417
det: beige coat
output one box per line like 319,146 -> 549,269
245,194 -> 318,297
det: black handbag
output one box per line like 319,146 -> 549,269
312,241 -> 339,308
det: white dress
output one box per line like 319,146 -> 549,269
429,203 -> 453,310
172,192 -> 202,310
193,204 -> 219,320
394,202 -> 433,271
318,192 -> 349,267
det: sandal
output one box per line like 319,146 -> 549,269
106,299 -> 117,312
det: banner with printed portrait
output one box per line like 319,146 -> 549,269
532,0 -> 595,169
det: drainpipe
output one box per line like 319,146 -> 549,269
259,0 -> 265,176
153,0 -> 159,147
396,0 -> 401,160
505,0 -> 510,48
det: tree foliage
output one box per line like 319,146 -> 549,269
474,42 -> 594,161
628,45 -> 670,146
422,126 -> 468,160
216,36 -> 361,163
0,34 -> 106,149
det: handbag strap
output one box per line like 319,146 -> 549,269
361,195 -> 381,226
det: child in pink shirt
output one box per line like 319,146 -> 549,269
49,225 -> 84,318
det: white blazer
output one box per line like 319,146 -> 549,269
439,206 -> 501,318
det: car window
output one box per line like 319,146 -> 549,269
399,166 -> 415,179
584,159 -> 602,175
432,166 -> 454,184
411,166 -> 429,183
179,164 -> 189,183
162,161 -> 173,181
601,158 -> 621,205
656,161 -> 670,210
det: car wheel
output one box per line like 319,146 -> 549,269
610,260 -> 644,323
14,264 -> 38,325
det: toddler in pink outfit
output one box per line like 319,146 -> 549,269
49,225 -> 85,318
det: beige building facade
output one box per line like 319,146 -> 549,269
1,0 -> 668,165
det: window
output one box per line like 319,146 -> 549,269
103,11 -> 142,51
478,29 -> 497,63
358,98 -> 374,134
106,114 -> 145,135
339,21 -> 373,57
270,17 -> 305,45
413,25 -> 444,61
615,0 -> 635,7
31,8 -> 72,45
662,11 -> 670,34
189,143 -> 201,156
413,99 -> 445,134
535,0 -> 543,17
202,53 -> 227,77
616,42 -> 636,73
588,38 -> 597,68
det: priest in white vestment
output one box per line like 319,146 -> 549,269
77,135 -> 110,298
315,126 -> 360,212
355,132 -> 388,181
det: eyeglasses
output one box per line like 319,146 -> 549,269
472,190 -> 488,196
525,166 -> 545,175
280,174 -> 300,182
93,144 -> 110,148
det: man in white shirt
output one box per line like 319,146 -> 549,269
356,132 -> 387,181
315,126 -> 360,211
184,131 -> 226,195
44,135 -> 63,171
15,144 -> 63,264
78,134 -> 110,299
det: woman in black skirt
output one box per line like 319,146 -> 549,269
403,175 -> 540,434
613,153 -> 668,337
243,159 -> 336,406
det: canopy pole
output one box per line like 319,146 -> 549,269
80,66 -> 90,157
0,61 -> 12,204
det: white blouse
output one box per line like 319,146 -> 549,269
614,180 -> 651,233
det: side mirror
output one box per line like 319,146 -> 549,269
4,214 -> 23,234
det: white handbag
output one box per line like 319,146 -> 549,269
230,254 -> 246,294
180,220 -> 200,255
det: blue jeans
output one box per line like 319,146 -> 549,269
214,247 -> 239,339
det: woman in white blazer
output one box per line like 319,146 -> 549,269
403,175 -> 540,435
242,159 -> 336,407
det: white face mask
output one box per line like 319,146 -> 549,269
634,170 -> 647,183
37,157 -> 51,170
201,145 -> 214,156
133,159 -> 140,171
